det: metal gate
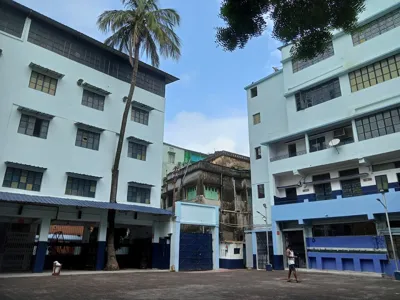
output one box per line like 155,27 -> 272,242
0,222 -> 36,272
179,233 -> 212,271
256,232 -> 273,270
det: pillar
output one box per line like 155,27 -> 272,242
33,217 -> 50,273
252,232 -> 257,269
272,222 -> 284,270
351,119 -> 359,142
170,219 -> 181,271
305,133 -> 310,153
95,212 -> 107,271
212,225 -> 220,270
303,225 -> 313,269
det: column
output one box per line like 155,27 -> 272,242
33,217 -> 50,273
212,225 -> 220,270
95,212 -> 107,271
272,222 -> 284,270
351,119 -> 359,142
252,232 -> 257,269
305,133 -> 310,153
303,225 -> 313,269
170,219 -> 181,271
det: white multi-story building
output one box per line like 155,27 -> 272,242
245,0 -> 400,277
0,1 -> 178,273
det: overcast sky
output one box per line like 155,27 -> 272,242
16,0 -> 282,155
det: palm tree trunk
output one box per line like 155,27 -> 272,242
105,42 -> 141,271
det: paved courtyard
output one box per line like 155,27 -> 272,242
0,270 -> 399,300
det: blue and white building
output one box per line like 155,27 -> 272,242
0,1 -> 221,274
246,0 -> 400,276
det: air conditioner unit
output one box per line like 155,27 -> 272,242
333,128 -> 346,138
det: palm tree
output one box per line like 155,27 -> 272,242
97,0 -> 181,270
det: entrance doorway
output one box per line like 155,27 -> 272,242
284,230 -> 306,268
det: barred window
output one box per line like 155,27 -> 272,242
82,90 -> 105,111
255,147 -> 262,159
295,78 -> 341,111
2,167 -> 42,191
132,107 -> 149,125
28,71 -> 58,96
0,4 -> 26,38
75,129 -> 100,150
127,186 -> 151,204
292,42 -> 334,73
356,106 -> 400,141
128,142 -> 147,161
349,54 -> 400,92
257,184 -> 265,199
309,136 -> 326,153
18,114 -> 49,139
352,8 -> 400,45
253,113 -> 261,125
65,177 -> 96,198
340,169 -> 362,198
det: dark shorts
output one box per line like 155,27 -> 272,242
289,264 -> 296,271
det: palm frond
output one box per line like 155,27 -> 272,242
97,10 -> 133,33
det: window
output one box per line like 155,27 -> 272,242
340,169 -> 363,198
313,173 -> 332,201
349,54 -> 400,93
2,167 -> 43,191
372,161 -> 400,172
253,113 -> 261,125
250,87 -> 258,98
127,186 -> 151,204
204,186 -> 219,200
356,106 -> 400,141
295,78 -> 341,111
187,186 -> 197,201
0,4 -> 26,38
18,114 -> 49,139
28,71 -> 58,95
313,221 -> 377,237
285,188 -> 297,201
257,184 -> 265,198
352,8 -> 400,46
75,129 -> 100,151
309,136 -> 326,153
128,142 -> 147,161
131,107 -> 149,125
288,144 -> 297,157
255,147 -> 262,160
168,152 -> 175,163
292,42 -> 334,73
82,90 -> 105,111
234,248 -> 240,255
375,175 -> 389,193
65,177 -> 97,198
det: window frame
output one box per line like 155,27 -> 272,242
250,87 -> 258,98
309,136 -> 326,153
253,113 -> 261,125
75,128 -> 100,151
65,176 -> 97,198
28,71 -> 58,96
257,184 -> 265,199
168,152 -> 175,163
81,89 -> 105,111
292,42 -> 334,73
2,167 -> 43,192
17,114 -> 50,139
128,141 -> 147,161
127,185 -> 151,204
131,107 -> 149,125
255,146 -> 262,160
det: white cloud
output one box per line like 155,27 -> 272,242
164,111 -> 249,156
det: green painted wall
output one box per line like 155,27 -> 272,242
204,186 -> 219,200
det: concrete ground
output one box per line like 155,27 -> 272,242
0,269 -> 399,300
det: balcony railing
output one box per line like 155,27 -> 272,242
270,150 -> 307,162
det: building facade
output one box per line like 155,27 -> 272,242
0,1 -> 177,273
162,143 -> 208,180
246,0 -> 400,276
162,151 -> 252,268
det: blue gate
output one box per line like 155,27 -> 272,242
179,233 -> 212,271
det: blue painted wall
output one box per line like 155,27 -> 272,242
306,236 -> 386,249
152,239 -> 170,270
33,241 -> 47,273
96,241 -> 106,270
219,259 -> 244,269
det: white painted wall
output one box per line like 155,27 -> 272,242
219,242 -> 243,260
0,17 -> 170,208
161,144 -> 185,179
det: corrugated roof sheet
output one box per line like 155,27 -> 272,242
0,191 -> 172,215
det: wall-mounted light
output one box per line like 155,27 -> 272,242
122,96 -> 128,103
77,79 -> 84,86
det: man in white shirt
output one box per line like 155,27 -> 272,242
286,245 -> 299,282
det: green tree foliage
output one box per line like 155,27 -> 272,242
217,0 -> 365,59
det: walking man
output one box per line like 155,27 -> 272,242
286,245 -> 299,282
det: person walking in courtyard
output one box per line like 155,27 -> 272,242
286,245 -> 299,283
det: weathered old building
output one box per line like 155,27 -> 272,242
162,151 -> 252,268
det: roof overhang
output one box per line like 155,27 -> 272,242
66,172 -> 102,181
128,181 -> 155,189
75,122 -> 105,133
131,100 -> 154,112
77,79 -> 111,96
0,191 -> 172,215
5,161 -> 47,172
29,62 -> 64,79
127,136 -> 152,146
17,106 -> 54,120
